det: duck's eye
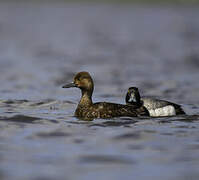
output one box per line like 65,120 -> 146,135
81,76 -> 88,80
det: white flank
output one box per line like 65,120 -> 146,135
149,105 -> 176,117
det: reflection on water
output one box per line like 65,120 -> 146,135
0,2 -> 199,180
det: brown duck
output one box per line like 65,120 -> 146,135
62,72 -> 149,120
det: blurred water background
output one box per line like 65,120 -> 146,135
0,1 -> 199,180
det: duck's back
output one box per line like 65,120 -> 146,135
75,102 -> 149,120
94,102 -> 149,117
142,97 -> 185,116
142,97 -> 171,110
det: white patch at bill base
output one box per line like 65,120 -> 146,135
129,94 -> 136,103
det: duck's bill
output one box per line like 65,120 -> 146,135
62,82 -> 77,88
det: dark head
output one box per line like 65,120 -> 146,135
62,71 -> 94,95
125,87 -> 141,105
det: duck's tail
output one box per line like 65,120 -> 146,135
172,104 -> 186,115
176,107 -> 186,115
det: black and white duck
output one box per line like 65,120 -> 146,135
125,87 -> 186,117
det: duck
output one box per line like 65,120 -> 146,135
62,72 -> 149,120
125,87 -> 186,117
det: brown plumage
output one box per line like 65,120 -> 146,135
62,72 -> 149,120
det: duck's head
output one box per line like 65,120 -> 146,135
126,87 -> 141,104
62,72 -> 94,93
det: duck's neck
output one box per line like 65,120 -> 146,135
135,96 -> 142,107
79,89 -> 93,107
131,99 -> 142,107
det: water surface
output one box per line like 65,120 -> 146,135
0,3 -> 199,180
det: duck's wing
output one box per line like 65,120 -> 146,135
135,106 -> 150,116
165,102 -> 186,115
125,102 -> 149,116
142,97 -> 185,115
93,102 -> 149,117
142,97 -> 172,109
